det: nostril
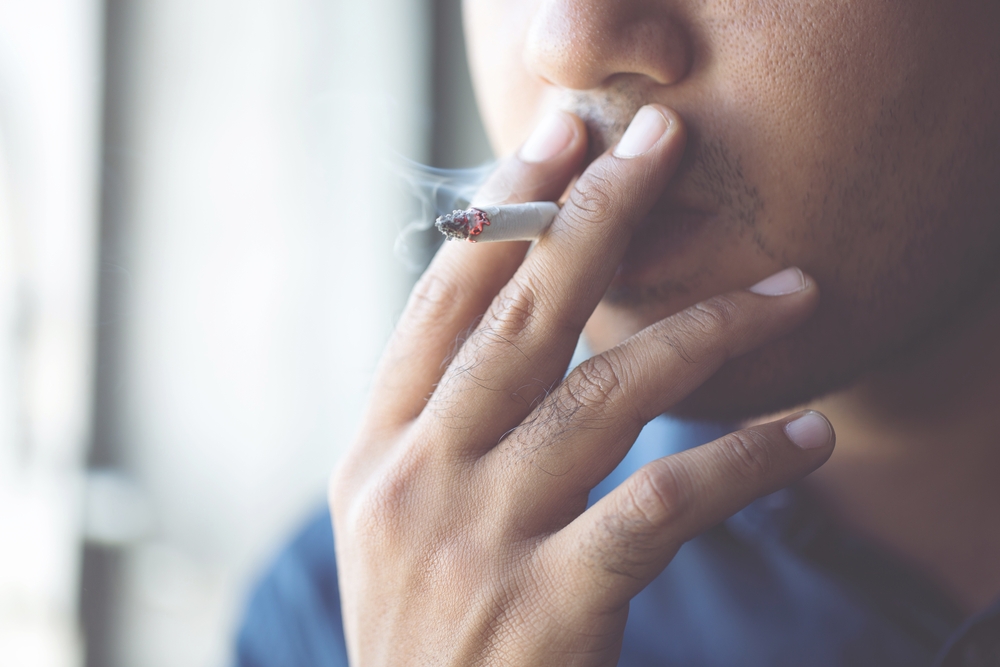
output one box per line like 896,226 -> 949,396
621,19 -> 692,86
524,1 -> 692,91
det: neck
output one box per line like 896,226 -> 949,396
804,282 -> 1000,616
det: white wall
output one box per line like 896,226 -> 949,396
91,0 -> 430,665
0,1 -> 103,666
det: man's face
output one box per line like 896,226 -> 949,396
463,0 -> 1000,419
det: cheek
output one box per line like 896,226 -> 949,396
463,0 -> 549,154
698,4 -> 924,275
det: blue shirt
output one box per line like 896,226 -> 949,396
234,417 -> 1000,666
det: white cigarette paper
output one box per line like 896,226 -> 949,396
435,202 -> 560,243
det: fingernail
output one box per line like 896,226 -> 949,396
614,106 -> 669,158
784,411 -> 834,450
519,110 -> 575,163
748,267 -> 806,296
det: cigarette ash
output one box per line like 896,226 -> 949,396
435,208 -> 490,242
392,159 -> 495,271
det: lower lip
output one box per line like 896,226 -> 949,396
614,208 -> 717,284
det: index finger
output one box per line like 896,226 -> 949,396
420,105 -> 686,451
359,111 -> 588,437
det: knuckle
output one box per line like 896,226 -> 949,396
685,296 -> 740,335
341,450 -> 426,538
328,442 -> 376,515
624,460 -> 689,529
665,296 -> 742,363
435,278 -> 542,399
562,354 -> 624,415
406,271 -> 464,326
654,296 -> 740,364
585,461 -> 688,579
563,170 -> 617,229
484,278 -> 541,341
719,429 -> 775,479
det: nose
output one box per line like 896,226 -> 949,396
524,0 -> 691,90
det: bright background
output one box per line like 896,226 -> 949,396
0,0 -> 491,665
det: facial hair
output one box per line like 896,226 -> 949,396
555,81 -> 769,308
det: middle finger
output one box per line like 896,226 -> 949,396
421,105 -> 687,454
489,270 -> 819,522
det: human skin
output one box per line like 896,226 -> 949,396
330,0 -> 1000,663
465,0 -> 1000,419
458,0 -> 1000,613
332,108 -> 837,665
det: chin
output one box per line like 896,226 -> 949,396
665,321 -> 870,423
668,355 -> 840,424
586,291 -> 870,423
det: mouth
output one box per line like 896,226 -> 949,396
553,88 -> 762,299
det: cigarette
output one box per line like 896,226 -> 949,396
435,202 -> 560,243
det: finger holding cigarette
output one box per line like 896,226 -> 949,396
436,202 -> 561,243
363,112 -> 587,430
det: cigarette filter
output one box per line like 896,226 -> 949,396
435,202 -> 560,243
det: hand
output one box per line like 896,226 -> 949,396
330,106 -> 835,666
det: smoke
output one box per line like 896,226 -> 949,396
391,157 -> 496,272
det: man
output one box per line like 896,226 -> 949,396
236,1 -> 1000,665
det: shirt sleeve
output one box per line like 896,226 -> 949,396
233,507 -> 350,667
